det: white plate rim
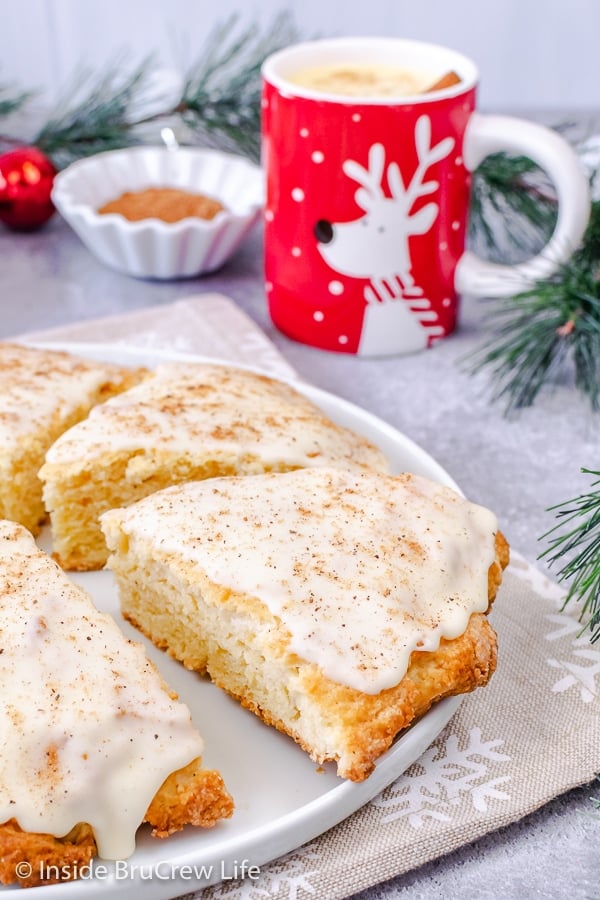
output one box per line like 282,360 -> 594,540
3,341 -> 464,900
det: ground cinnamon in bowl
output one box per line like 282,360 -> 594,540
97,187 -> 226,223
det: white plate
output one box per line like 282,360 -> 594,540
4,343 -> 463,900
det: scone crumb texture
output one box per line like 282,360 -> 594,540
103,467 -> 499,694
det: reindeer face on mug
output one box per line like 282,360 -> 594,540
315,117 -> 454,296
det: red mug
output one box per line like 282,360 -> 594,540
261,38 -> 590,356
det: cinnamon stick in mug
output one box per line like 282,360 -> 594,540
424,71 -> 462,92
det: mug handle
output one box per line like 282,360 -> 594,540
455,113 -> 591,297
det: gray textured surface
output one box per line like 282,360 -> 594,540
1,212 -> 599,900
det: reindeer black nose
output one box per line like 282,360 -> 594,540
314,219 -> 334,244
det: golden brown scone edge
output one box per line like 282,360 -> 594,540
0,757 -> 233,888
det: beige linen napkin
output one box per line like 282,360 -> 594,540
201,560 -> 598,900
18,292 -> 297,382
14,293 -> 600,899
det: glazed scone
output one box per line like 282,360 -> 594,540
102,467 -> 509,783
0,520 -> 233,888
0,342 -> 145,535
40,363 -> 388,570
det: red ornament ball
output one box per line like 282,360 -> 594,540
0,147 -> 56,231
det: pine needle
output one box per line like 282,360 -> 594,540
469,152 -> 558,261
33,58 -> 152,169
1,13 -> 300,168
539,468 -> 600,641
467,200 -> 600,413
0,83 -> 33,120
177,12 -> 298,161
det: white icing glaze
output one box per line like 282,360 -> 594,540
103,468 -> 498,695
0,521 -> 204,859
0,343 -> 128,451
43,363 -> 387,473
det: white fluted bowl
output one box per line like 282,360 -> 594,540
51,146 -> 264,279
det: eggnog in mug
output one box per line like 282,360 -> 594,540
288,62 -> 435,97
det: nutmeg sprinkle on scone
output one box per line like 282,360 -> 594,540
102,467 -> 508,781
0,519 -> 233,888
40,362 -> 388,570
0,342 -> 144,535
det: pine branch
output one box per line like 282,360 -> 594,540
466,200 -> 600,413
177,12 -> 299,162
0,83 -> 33,120
469,152 -> 558,261
0,13 -> 300,169
33,58 -> 153,170
0,84 -> 37,151
539,468 -> 600,641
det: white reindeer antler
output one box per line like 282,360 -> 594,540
398,115 -> 454,209
343,143 -> 386,210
